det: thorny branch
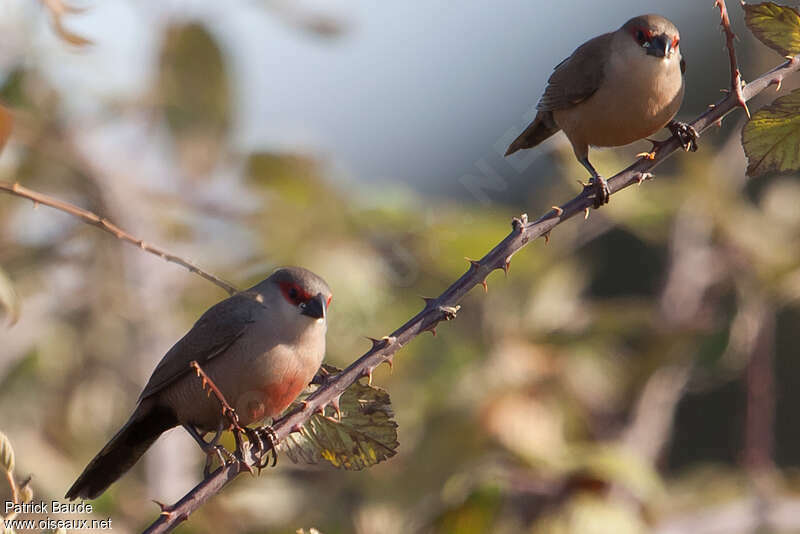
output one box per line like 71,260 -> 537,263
143,12 -> 800,534
0,181 -> 238,296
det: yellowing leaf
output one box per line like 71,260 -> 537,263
744,2 -> 800,56
0,431 -> 15,474
742,89 -> 800,176
279,365 -> 398,470
742,90 -> 800,176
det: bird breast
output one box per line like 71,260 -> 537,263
554,47 -> 684,148
160,331 -> 326,431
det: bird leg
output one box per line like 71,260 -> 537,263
578,157 -> 610,208
667,120 -> 699,152
183,422 -> 236,477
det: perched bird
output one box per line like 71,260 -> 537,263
506,14 -> 696,207
66,266 -> 332,500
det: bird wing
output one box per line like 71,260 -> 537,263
536,32 -> 613,111
137,292 -> 264,402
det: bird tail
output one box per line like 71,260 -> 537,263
505,111 -> 560,156
65,403 -> 177,500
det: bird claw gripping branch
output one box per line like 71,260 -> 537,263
668,120 -> 699,152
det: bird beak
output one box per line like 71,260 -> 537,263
300,293 -> 326,319
646,34 -> 670,58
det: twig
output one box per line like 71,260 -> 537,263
715,0 -> 750,117
142,51 -> 800,534
190,361 -> 242,431
0,181 -> 238,296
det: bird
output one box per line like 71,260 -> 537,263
65,266 -> 332,500
505,14 -> 696,207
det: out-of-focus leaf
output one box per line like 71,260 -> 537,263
280,365 -> 398,470
0,104 -> 13,154
432,485 -> 502,534
742,89 -> 800,176
157,23 -> 230,175
569,444 -> 664,503
531,494 -> 646,534
0,267 -> 19,326
245,152 -> 320,206
0,431 -> 15,473
743,2 -> 800,57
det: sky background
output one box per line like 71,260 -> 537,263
0,0 -> 775,195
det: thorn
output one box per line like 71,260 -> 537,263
708,103 -> 716,110
636,172 -> 654,185
429,327 -> 437,337
465,257 -> 481,269
421,296 -> 437,307
551,205 -> 564,216
773,78 -> 783,91
740,99 -> 751,119
636,151 -> 656,160
331,395 -> 342,420
384,356 -> 394,372
366,336 -> 382,349
502,259 -> 511,276
481,278 -> 488,293
716,118 -> 723,128
584,208 -> 590,220
154,500 -> 174,517
290,423 -> 304,434
720,88 -> 730,94
314,404 -> 325,415
543,231 -> 550,244
381,335 -> 397,345
363,366 -> 375,386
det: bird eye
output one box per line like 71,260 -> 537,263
279,282 -> 308,306
636,30 -> 646,44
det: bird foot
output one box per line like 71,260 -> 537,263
668,120 -> 699,152
251,425 -> 279,472
202,443 -> 237,477
582,175 -> 609,208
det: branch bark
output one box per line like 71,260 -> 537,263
142,25 -> 800,534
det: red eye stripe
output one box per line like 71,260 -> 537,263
672,36 -> 680,49
326,295 -> 333,309
278,282 -> 312,306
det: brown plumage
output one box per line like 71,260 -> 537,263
66,267 -> 331,500
506,14 -> 687,206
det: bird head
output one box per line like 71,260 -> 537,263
622,14 -> 681,60
247,266 -> 332,338
271,266 -> 332,321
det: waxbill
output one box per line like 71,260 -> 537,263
506,14 -> 694,207
66,266 -> 332,500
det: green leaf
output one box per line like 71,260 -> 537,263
744,2 -> 800,57
0,431 -> 15,474
157,23 -> 230,174
279,365 -> 398,470
742,88 -> 800,176
0,267 -> 19,326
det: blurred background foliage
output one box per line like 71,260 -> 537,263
2,1 -> 800,533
